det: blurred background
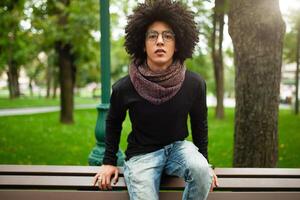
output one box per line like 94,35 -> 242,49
0,0 -> 299,167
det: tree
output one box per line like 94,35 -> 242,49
228,0 -> 285,167
0,0 -> 31,99
211,0 -> 226,119
296,18 -> 300,114
25,54 -> 45,97
49,0 -> 75,124
183,0 -> 215,95
282,11 -> 300,114
29,0 -> 99,123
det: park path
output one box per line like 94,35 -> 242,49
0,98 -> 291,117
0,104 -> 98,116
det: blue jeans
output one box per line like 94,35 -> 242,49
123,140 -> 213,200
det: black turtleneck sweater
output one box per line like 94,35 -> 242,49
103,70 -> 208,166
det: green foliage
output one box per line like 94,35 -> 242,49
30,0 -> 101,87
284,31 -> 298,63
0,0 -> 222,95
185,52 -> 215,95
0,0 -> 35,72
283,9 -> 300,63
224,48 -> 235,97
111,37 -> 130,82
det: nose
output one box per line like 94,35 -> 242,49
156,33 -> 164,45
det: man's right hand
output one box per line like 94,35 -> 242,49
93,165 -> 119,190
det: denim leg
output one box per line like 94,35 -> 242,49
164,141 -> 213,200
124,149 -> 166,200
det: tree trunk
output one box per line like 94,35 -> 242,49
52,76 -> 58,99
7,31 -> 20,99
46,64 -> 52,98
29,78 -> 33,97
7,62 -> 20,99
6,2 -> 21,99
54,0 -> 74,124
228,0 -> 285,167
56,41 -> 74,124
52,54 -> 59,99
212,0 -> 225,119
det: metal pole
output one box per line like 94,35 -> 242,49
88,0 -> 124,166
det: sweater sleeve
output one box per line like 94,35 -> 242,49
189,79 -> 209,162
102,86 -> 127,166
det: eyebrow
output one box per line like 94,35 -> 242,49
147,29 -> 174,33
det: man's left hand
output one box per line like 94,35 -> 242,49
209,167 -> 219,192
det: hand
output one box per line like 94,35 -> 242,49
93,165 -> 119,190
209,167 -> 219,192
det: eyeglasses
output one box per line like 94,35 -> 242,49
145,30 -> 175,43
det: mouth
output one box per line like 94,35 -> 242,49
155,49 -> 166,54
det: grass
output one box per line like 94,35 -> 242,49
0,96 -> 100,109
206,108 -> 234,167
0,109 -> 98,165
0,108 -> 299,167
277,109 -> 300,167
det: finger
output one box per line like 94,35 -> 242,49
214,175 -> 219,187
112,170 -> 119,185
101,176 -> 107,190
212,180 -> 216,189
210,182 -> 214,192
93,174 -> 100,186
98,176 -> 102,190
93,175 -> 97,186
106,175 -> 112,190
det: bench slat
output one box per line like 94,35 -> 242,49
1,191 -> 300,200
1,165 -> 300,178
219,178 -> 300,190
0,176 -> 185,190
0,165 -> 101,176
1,175 -> 300,191
215,168 -> 300,178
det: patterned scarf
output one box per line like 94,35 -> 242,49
129,60 -> 186,105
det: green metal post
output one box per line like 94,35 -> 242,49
88,0 -> 124,166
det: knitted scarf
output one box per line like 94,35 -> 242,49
129,60 -> 186,105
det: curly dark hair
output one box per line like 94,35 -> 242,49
124,0 -> 199,65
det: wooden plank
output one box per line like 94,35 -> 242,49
1,165 -> 300,178
0,165 -> 103,176
0,175 -> 185,190
1,191 -> 300,200
208,192 -> 300,200
1,175 -> 300,191
215,168 -> 300,178
218,178 -> 300,191
0,175 -> 126,189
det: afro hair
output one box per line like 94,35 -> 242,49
124,0 -> 199,65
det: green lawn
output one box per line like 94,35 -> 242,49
0,108 -> 299,167
0,96 -> 100,109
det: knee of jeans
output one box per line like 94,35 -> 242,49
186,158 -> 210,181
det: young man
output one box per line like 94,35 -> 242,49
93,1 -> 218,199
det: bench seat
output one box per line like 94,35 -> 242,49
0,165 -> 299,200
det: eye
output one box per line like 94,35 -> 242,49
164,34 -> 173,39
146,32 -> 158,40
148,34 -> 157,39
163,32 -> 175,40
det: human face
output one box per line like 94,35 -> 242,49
145,21 -> 176,72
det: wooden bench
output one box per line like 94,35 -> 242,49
0,165 -> 299,200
